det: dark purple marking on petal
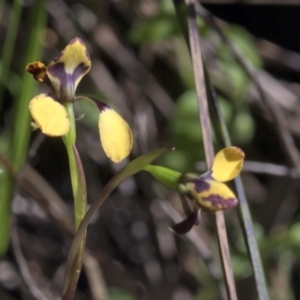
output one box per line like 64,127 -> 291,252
47,62 -> 65,82
202,195 -> 238,210
95,102 -> 108,112
193,179 -> 210,193
86,96 -> 109,111
48,62 -> 89,85
47,62 -> 90,101
47,63 -> 74,101
73,63 -> 90,82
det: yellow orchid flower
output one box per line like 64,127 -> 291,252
26,38 -> 133,163
179,147 -> 245,212
27,38 -> 91,103
143,146 -> 245,234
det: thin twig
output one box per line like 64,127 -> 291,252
184,1 -> 237,299
11,218 -> 51,300
196,5 -> 270,299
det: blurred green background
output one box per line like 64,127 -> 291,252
1,0 -> 300,299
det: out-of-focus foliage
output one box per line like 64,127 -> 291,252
128,0 -> 178,44
1,0 -> 300,299
129,2 -> 257,172
109,287 -> 135,300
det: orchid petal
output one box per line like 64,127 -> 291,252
29,94 -> 70,136
211,147 -> 245,182
170,209 -> 201,235
46,38 -> 91,102
98,107 -> 133,163
184,177 -> 238,212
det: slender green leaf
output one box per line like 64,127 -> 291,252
0,0 -> 47,256
62,146 -> 174,295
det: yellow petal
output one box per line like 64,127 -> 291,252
98,108 -> 133,163
185,179 -> 238,212
29,94 -> 70,136
46,38 -> 91,101
211,147 -> 245,182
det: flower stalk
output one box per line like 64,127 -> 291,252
26,38 -> 133,298
61,104 -> 87,300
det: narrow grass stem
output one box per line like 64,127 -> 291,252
198,8 -> 270,298
184,1 -> 237,299
205,69 -> 270,300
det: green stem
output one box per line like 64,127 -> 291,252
0,0 -> 46,257
62,103 -> 80,227
62,103 -> 86,229
62,146 -> 173,295
62,103 -> 87,299
143,164 -> 181,189
64,103 -> 76,146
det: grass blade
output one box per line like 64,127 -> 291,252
0,0 -> 47,256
